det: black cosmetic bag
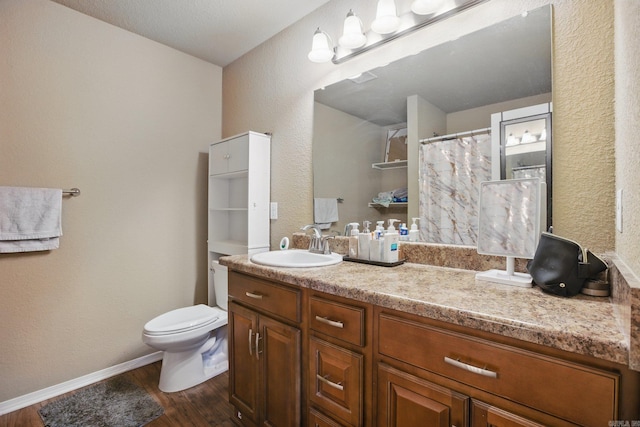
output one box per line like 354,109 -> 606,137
527,232 -> 608,297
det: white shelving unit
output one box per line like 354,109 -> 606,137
370,160 -> 408,210
208,131 -> 270,305
371,160 -> 408,170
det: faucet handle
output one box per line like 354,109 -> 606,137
320,235 -> 334,255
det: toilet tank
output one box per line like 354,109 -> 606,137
210,260 -> 228,311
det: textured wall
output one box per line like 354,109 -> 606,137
223,0 -> 617,253
615,0 -> 640,274
0,0 -> 222,401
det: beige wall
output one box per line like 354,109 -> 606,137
0,0 -> 222,402
615,0 -> 640,274
224,0 -> 618,254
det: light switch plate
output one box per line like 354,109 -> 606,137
270,202 -> 278,220
616,189 -> 623,233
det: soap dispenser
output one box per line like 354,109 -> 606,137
348,222 -> 359,258
358,221 -> 371,261
383,219 -> 400,263
409,217 -> 420,242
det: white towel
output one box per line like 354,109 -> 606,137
314,198 -> 339,230
0,187 -> 63,253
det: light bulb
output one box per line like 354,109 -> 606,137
411,0 -> 445,15
308,28 -> 334,63
371,0 -> 400,35
338,10 -> 366,49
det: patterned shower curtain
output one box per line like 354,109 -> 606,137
419,134 -> 492,245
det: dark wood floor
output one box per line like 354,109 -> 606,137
0,361 -> 235,427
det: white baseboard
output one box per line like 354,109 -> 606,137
0,351 -> 163,416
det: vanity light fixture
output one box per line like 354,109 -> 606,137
308,27 -> 335,63
371,0 -> 401,34
339,10 -> 367,49
307,0 -> 487,64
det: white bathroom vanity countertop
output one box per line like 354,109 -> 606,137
220,254 -> 632,368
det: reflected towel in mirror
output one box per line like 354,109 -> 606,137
314,198 -> 339,230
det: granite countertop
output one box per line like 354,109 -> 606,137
220,254 -> 630,367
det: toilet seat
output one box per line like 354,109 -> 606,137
144,304 -> 224,336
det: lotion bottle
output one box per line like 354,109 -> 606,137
358,221 -> 371,261
348,222 -> 359,258
383,219 -> 400,263
409,217 -> 420,242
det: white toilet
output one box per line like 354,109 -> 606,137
142,268 -> 229,393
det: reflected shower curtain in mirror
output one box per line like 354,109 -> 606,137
419,134 -> 492,245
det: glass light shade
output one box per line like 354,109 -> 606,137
539,128 -> 547,141
371,0 -> 400,34
411,0 -> 444,15
308,28 -> 334,63
521,130 -> 538,144
506,133 -> 520,146
338,10 -> 366,49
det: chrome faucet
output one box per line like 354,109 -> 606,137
301,224 -> 333,254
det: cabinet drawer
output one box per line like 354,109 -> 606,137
378,313 -> 619,427
310,296 -> 365,347
229,272 -> 300,322
309,337 -> 363,427
309,408 -> 345,427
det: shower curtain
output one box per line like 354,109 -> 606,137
419,133 -> 492,245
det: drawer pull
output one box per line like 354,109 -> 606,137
316,374 -> 344,391
248,329 -> 253,356
444,356 -> 498,379
315,315 -> 344,329
245,291 -> 263,299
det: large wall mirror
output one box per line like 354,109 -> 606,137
313,5 -> 552,244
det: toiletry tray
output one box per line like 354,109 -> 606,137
342,256 -> 405,267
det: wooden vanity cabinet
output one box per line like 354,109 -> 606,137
375,307 -> 624,427
228,271 -> 302,427
307,292 -> 373,427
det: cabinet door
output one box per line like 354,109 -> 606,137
227,134 -> 249,173
260,315 -> 301,427
377,363 -> 468,427
471,401 -> 548,427
229,302 -> 260,424
210,141 -> 230,175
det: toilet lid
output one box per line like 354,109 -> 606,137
144,304 -> 221,335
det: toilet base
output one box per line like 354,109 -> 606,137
158,327 -> 228,393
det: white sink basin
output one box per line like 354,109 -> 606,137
250,249 -> 343,268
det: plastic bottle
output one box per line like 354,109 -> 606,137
358,221 -> 371,261
348,222 -> 359,258
409,217 -> 420,242
383,219 -> 400,263
370,222 -> 384,262
399,223 -> 409,241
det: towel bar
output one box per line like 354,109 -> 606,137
63,188 -> 81,197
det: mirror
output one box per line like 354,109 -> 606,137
313,6 -> 552,241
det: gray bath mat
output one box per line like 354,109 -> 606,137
38,377 -> 164,427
